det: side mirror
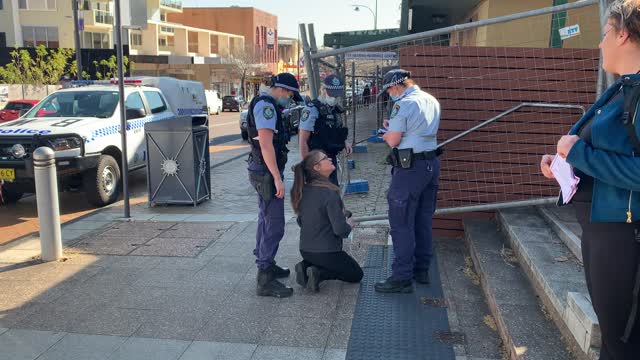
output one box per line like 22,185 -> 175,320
126,108 -> 146,120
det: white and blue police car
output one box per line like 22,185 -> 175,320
0,77 -> 207,206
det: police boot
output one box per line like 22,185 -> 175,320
295,261 -> 308,288
413,268 -> 430,285
257,269 -> 293,298
307,266 -> 322,293
374,277 -> 414,293
268,263 -> 291,278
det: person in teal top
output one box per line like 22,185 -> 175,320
540,1 -> 640,357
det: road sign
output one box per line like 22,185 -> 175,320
345,52 -> 398,60
559,24 -> 580,40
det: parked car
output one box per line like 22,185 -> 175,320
0,100 -> 40,123
205,89 -> 222,115
239,109 -> 248,140
223,95 -> 244,112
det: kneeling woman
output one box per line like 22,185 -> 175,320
291,150 -> 364,292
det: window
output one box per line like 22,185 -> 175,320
131,33 -> 142,46
81,31 -> 109,49
0,33 -> 5,48
22,26 -> 58,48
158,38 -> 167,47
144,91 -> 167,114
18,0 -> 56,10
125,93 -> 146,115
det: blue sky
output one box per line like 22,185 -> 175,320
183,0 -> 402,43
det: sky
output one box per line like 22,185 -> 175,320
183,0 -> 402,43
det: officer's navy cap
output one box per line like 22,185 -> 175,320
272,73 -> 303,102
381,69 -> 411,91
323,74 -> 344,98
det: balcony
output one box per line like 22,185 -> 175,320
160,0 -> 182,12
82,9 -> 113,29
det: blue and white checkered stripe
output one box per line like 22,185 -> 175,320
177,108 -> 206,116
86,117 -> 164,144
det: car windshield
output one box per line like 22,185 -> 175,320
24,91 -> 119,118
3,102 -> 23,110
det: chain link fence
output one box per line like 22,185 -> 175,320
302,0 -> 605,226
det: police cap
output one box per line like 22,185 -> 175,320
272,73 -> 303,102
381,69 -> 411,91
323,74 -> 344,97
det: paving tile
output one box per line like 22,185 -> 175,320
260,316 -> 333,348
335,295 -> 358,319
322,349 -> 347,360
129,237 -> 213,257
200,256 -> 254,274
250,345 -> 324,360
195,311 -> 270,344
65,307 -> 150,337
62,220 -> 111,232
133,309 -> 212,341
149,214 -> 192,222
65,236 -> 141,256
37,333 -> 127,360
326,319 -> 352,349
100,221 -> 175,238
113,286 -> 227,312
179,341 -> 257,360
0,329 -> 65,360
160,222 -> 234,239
107,337 -> 191,360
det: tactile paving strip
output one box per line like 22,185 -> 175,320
346,245 -> 455,360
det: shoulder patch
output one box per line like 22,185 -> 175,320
301,109 -> 310,121
263,106 -> 275,120
391,104 -> 401,118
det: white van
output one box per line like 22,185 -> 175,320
0,76 -> 207,206
205,89 -> 223,115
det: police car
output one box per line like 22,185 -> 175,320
0,77 -> 207,206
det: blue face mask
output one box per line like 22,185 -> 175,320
277,96 -> 292,107
390,93 -> 402,102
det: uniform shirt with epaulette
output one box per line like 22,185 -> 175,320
388,85 -> 440,152
252,92 -> 279,134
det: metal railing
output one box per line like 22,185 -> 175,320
351,102 -> 586,222
160,0 -> 183,10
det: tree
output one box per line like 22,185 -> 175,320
0,46 -> 75,85
228,45 -> 265,99
92,55 -> 132,80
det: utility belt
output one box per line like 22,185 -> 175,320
248,143 -> 289,170
386,148 -> 442,169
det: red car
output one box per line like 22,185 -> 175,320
0,100 -> 39,122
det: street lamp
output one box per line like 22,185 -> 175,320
351,2 -> 377,30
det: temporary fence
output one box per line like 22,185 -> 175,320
302,0 -> 605,235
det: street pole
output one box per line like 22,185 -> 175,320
114,0 -> 130,218
297,24 -> 300,86
72,0 -> 83,79
375,0 -> 378,30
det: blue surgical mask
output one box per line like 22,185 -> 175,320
277,96 -> 292,107
390,94 -> 402,102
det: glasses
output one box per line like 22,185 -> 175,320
314,156 -> 329,165
602,26 -> 614,39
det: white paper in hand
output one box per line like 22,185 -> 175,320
550,154 -> 580,204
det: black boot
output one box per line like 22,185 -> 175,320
257,269 -> 293,298
374,277 -> 413,293
307,266 -> 322,292
295,261 -> 308,287
413,268 -> 430,285
268,263 -> 291,278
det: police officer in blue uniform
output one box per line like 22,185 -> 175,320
374,69 -> 441,293
247,73 -> 303,298
298,74 -> 352,186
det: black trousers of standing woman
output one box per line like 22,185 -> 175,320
574,201 -> 640,359
300,250 -> 363,284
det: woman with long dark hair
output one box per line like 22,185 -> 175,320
291,150 -> 363,292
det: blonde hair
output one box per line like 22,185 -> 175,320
608,0 -> 640,43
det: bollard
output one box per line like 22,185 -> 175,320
33,147 -> 62,261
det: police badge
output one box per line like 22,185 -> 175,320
301,109 -> 310,122
263,106 -> 275,120
391,104 -> 400,118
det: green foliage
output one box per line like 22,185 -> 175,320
92,55 -> 130,80
0,45 -> 75,84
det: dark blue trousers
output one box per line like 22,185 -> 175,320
387,158 -> 440,281
248,163 -> 285,270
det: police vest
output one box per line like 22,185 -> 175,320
308,99 -> 348,157
247,95 -> 290,169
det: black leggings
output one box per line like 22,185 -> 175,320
300,250 -> 363,284
574,201 -> 640,359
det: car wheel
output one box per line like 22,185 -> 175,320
1,183 -> 24,204
216,107 -> 221,115
84,155 -> 121,207
241,130 -> 249,141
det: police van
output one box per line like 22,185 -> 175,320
0,77 -> 207,206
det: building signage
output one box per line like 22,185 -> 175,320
345,51 -> 398,60
559,24 -> 581,40
267,28 -> 275,49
